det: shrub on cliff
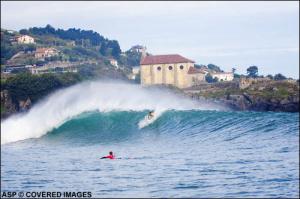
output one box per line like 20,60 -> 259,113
274,73 -> 287,81
246,66 -> 258,78
207,64 -> 223,72
20,25 -> 122,59
205,73 -> 218,83
2,73 -> 81,106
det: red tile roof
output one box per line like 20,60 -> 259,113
187,67 -> 205,74
140,54 -> 195,65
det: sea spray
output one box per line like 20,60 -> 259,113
1,80 -> 226,145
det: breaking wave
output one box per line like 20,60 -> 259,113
1,80 -> 226,145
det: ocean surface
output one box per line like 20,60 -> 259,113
1,81 -> 299,198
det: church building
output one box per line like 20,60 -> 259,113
140,54 -> 205,88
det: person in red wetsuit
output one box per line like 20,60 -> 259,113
101,151 -> 115,159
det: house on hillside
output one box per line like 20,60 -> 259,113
109,58 -> 119,68
11,35 -> 35,44
130,45 -> 147,53
211,72 -> 234,82
2,65 -> 29,74
66,41 -> 76,47
132,66 -> 140,75
7,30 -> 17,34
140,54 -> 205,88
129,45 -> 147,58
35,48 -> 59,59
128,66 -> 140,80
30,62 -> 77,74
186,67 -> 206,86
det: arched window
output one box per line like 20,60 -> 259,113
180,65 -> 184,70
157,66 -> 161,71
168,66 -> 173,70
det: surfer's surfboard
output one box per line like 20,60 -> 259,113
138,112 -> 158,129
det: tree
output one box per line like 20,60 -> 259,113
205,73 -> 213,83
45,24 -> 56,34
19,29 -> 29,35
266,74 -> 273,80
205,73 -> 218,83
234,73 -> 241,78
109,40 -> 121,58
23,44 -> 36,53
26,25 -> 106,47
274,73 -> 287,81
4,73 -> 81,105
232,67 -> 236,74
207,64 -> 222,72
246,66 -> 258,78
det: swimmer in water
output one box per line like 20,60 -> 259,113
100,151 -> 115,159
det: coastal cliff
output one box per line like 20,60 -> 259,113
183,78 -> 299,112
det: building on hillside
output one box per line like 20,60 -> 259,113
130,45 -> 147,53
2,65 -> 27,74
132,66 -> 140,75
12,35 -> 35,44
140,54 -> 205,88
128,66 -> 140,80
7,30 -> 16,34
186,67 -> 206,87
30,63 -> 77,74
211,72 -> 234,82
35,48 -> 59,59
66,40 -> 76,47
129,45 -> 147,58
109,58 -> 119,68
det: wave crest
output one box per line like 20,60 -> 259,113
1,80 -> 225,145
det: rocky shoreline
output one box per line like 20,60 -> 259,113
187,92 -> 299,112
1,78 -> 299,121
183,78 -> 299,113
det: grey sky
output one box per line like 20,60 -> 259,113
1,1 -> 299,78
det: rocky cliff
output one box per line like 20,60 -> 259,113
184,78 -> 299,112
1,90 -> 33,120
1,90 -> 17,119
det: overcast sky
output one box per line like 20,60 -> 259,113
1,1 -> 299,78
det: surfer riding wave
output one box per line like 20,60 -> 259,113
147,111 -> 155,120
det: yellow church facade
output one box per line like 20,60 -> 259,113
140,54 -> 205,88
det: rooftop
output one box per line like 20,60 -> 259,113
187,67 -> 205,74
141,54 -> 195,65
35,47 -> 57,53
15,35 -> 34,39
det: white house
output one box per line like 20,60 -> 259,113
35,48 -> 59,59
15,35 -> 35,44
128,66 -> 140,80
132,66 -> 140,75
109,58 -> 118,68
211,72 -> 234,81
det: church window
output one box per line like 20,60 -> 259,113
157,66 -> 161,71
180,65 -> 184,70
168,66 -> 173,70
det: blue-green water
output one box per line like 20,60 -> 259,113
1,110 -> 299,198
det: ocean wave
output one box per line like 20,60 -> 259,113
1,80 -> 226,145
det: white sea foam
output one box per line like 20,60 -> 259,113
1,80 -> 225,144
